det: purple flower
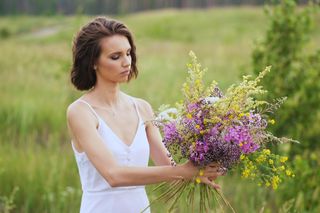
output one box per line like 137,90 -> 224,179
241,112 -> 267,129
187,103 -> 199,112
188,122 -> 243,168
189,140 -> 209,166
181,117 -> 203,135
202,133 -> 242,168
163,122 -> 182,146
224,125 -> 259,154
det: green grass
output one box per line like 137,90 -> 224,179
0,7 -> 319,212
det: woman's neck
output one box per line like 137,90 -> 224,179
88,81 -> 123,108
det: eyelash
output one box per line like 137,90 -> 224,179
111,52 -> 131,60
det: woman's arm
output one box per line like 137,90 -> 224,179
135,98 -> 173,166
67,102 -> 216,187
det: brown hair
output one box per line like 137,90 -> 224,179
70,17 -> 138,90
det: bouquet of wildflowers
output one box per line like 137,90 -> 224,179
145,51 -> 298,212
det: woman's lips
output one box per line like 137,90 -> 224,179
121,70 -> 130,75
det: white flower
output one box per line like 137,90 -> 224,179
157,108 -> 178,121
204,96 -> 220,104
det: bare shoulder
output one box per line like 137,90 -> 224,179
133,97 -> 154,121
66,100 -> 85,121
66,100 -> 98,128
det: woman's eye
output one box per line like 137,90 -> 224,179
110,52 -> 130,60
111,55 -> 119,60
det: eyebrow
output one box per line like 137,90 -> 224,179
108,48 -> 131,55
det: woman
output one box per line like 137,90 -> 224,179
67,17 -> 224,213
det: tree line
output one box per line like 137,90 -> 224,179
0,0 -> 309,15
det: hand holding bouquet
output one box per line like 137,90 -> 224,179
145,51 -> 298,212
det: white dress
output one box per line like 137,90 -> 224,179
71,98 -> 151,213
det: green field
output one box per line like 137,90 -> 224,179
0,7 -> 319,212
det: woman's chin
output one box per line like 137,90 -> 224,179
118,77 -> 129,83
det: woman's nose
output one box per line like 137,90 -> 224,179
122,55 -> 131,67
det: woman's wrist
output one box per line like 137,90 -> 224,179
176,162 -> 198,180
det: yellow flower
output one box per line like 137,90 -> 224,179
279,165 -> 285,171
269,159 -> 274,165
240,154 -> 245,160
268,119 -> 275,125
199,169 -> 204,176
239,113 -> 245,118
263,149 -> 271,155
272,183 -> 278,190
200,130 -> 205,135
273,175 -> 280,181
186,113 -> 192,119
256,154 -> 266,163
195,177 -> 201,184
192,142 -> 196,147
272,167 -> 277,172
272,176 -> 280,190
233,105 -> 240,111
239,143 -> 243,147
242,169 -> 250,178
280,156 -> 288,163
265,181 -> 270,187
286,170 -> 292,176
195,125 -> 200,129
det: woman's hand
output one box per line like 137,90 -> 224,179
180,161 -> 199,179
200,162 -> 227,189
204,162 -> 227,177
199,176 -> 221,189
180,161 -> 226,180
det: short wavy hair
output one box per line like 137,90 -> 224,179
70,17 -> 138,90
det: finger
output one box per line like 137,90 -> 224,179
203,168 -> 217,177
200,177 -> 221,190
204,168 -> 225,177
214,167 -> 228,175
210,181 -> 221,190
202,177 -> 221,190
220,167 -> 228,175
208,162 -> 220,168
222,168 -> 228,176
206,165 -> 227,175
208,176 -> 217,181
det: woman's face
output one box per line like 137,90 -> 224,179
95,35 -> 132,83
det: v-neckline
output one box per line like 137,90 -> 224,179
98,114 -> 142,149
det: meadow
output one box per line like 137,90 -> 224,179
0,7 -> 319,212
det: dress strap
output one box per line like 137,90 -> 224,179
130,97 -> 142,122
77,99 -> 100,121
